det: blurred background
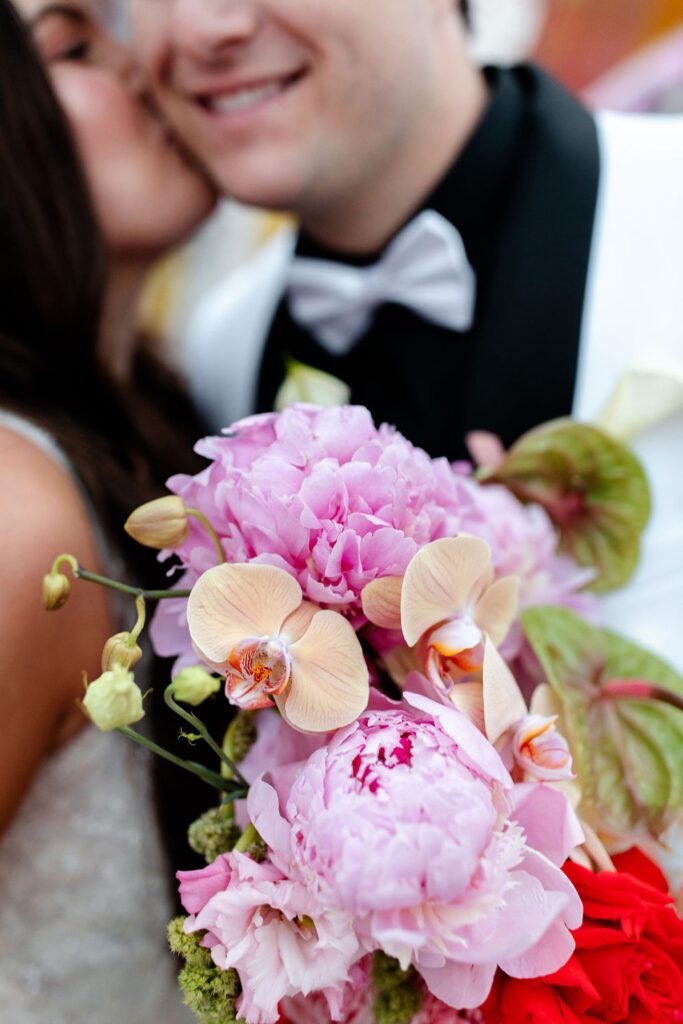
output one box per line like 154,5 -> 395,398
133,0 -> 683,354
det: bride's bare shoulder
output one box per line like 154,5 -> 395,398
0,424 -> 113,832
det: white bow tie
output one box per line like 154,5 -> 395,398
285,209 -> 477,356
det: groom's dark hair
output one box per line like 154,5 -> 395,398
459,0 -> 471,27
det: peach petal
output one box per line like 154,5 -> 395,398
482,639 -> 527,746
284,611 -> 369,732
448,682 -> 485,732
280,600 -> 320,644
187,563 -> 302,665
474,575 -> 520,646
361,576 -> 404,630
401,536 -> 493,647
529,683 -> 562,719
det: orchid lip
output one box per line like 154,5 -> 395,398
226,636 -> 292,709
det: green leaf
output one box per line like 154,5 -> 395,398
522,606 -> 683,843
480,419 -> 651,592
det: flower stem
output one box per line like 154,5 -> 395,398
602,678 -> 683,713
234,822 -> 261,853
73,564 -> 191,600
164,684 -> 248,787
117,726 -> 247,795
186,507 -> 225,565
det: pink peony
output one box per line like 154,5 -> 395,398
249,693 -> 584,1012
280,956 -> 475,1024
178,851 -> 358,1024
150,406 -> 592,670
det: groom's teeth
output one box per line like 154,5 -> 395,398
209,81 -> 285,114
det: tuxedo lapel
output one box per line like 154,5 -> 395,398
462,67 -> 600,445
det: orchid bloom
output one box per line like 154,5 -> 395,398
187,563 -> 369,733
362,536 -> 525,737
512,714 -> 574,782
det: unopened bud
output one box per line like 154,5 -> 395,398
172,665 -> 221,706
42,572 -> 71,611
82,665 -> 145,731
274,360 -> 351,412
124,495 -> 189,549
101,632 -> 143,672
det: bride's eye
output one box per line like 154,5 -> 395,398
57,37 -> 91,61
33,11 -> 93,64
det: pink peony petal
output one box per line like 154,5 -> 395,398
177,854 -> 232,915
284,611 -> 369,732
511,783 -> 585,866
417,960 -> 496,1010
401,537 -> 493,647
246,777 -> 292,864
403,691 -> 511,786
187,563 -> 303,665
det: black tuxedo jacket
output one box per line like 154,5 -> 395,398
255,66 -> 600,460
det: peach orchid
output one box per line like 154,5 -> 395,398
187,563 -> 369,733
361,535 -> 525,740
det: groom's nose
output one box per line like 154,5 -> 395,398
139,0 -> 262,70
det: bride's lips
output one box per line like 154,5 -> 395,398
194,68 -> 307,125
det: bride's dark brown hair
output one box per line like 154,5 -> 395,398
0,0 -> 213,873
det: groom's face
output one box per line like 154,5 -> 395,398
133,0 -> 453,212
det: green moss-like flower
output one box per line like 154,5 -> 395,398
168,918 -> 243,1024
371,952 -> 423,1024
188,806 -> 241,863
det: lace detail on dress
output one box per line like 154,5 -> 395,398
0,727 -> 191,1023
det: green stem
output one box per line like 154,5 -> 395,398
128,595 -> 147,645
164,685 -> 247,787
234,822 -> 261,853
117,726 -> 246,794
73,565 -> 191,601
187,507 -> 225,565
51,553 -> 78,576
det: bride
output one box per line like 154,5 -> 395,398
0,0 -> 215,1019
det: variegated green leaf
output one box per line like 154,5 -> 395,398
480,420 -> 651,592
522,606 -> 683,844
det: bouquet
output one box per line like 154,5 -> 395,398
44,405 -> 683,1024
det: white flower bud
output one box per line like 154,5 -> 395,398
172,666 -> 221,706
82,665 -> 145,731
275,360 -> 351,411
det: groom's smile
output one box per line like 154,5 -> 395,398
197,68 -> 307,119
132,0 -> 468,231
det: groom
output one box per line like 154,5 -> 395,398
133,0 -> 683,460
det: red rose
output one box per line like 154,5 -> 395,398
482,850 -> 683,1024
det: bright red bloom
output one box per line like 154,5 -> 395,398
482,850 -> 683,1023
